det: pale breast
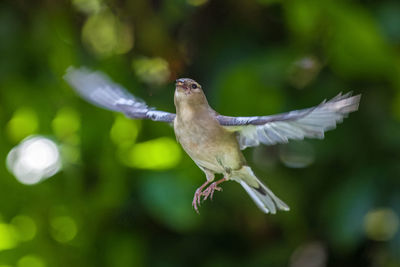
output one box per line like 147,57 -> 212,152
174,112 -> 245,173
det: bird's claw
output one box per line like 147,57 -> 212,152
202,182 -> 223,201
192,180 -> 225,213
192,188 -> 203,214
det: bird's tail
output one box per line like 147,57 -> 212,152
232,166 -> 289,214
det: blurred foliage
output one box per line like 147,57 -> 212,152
0,0 -> 400,266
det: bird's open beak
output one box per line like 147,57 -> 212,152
176,79 -> 188,91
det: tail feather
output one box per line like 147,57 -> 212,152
233,166 -> 289,214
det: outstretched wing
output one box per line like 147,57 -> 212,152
64,67 -> 176,123
217,93 -> 361,150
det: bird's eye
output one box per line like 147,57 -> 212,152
191,84 -> 198,89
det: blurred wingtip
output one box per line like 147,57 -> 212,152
65,65 -> 77,73
326,91 -> 361,113
63,66 -> 149,114
348,93 -> 361,108
63,66 -> 85,85
64,66 -> 95,82
64,65 -> 81,77
63,66 -> 74,81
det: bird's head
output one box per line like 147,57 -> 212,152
174,78 -> 208,108
175,78 -> 202,95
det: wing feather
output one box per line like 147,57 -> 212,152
64,67 -> 176,123
65,67 -> 360,150
219,93 -> 360,150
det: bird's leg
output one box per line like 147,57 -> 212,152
202,177 -> 227,201
192,180 -> 210,213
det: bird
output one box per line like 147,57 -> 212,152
64,67 -> 361,214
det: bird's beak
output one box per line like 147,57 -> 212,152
176,79 -> 188,91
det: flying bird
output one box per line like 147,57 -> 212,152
64,67 -> 360,214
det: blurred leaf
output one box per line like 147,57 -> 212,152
376,1 -> 400,44
284,0 -> 321,42
364,208 -> 399,241
121,137 -> 181,170
52,107 -> 80,140
17,255 -> 46,267
325,3 -> 395,78
187,0 -> 209,7
0,223 -> 18,251
105,234 -> 145,267
320,170 -> 377,252
72,0 -> 103,14
82,10 -> 134,57
50,215 -> 78,243
110,114 -> 141,148
132,56 -> 171,86
6,108 -> 39,143
139,173 -> 200,232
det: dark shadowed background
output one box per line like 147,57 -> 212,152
1,0 -> 400,266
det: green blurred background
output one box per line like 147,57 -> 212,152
1,0 -> 400,266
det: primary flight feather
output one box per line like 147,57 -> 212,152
64,67 -> 360,214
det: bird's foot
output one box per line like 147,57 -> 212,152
192,178 -> 227,213
202,182 -> 223,201
192,180 -> 210,213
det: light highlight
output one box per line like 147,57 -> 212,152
6,136 -> 62,185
